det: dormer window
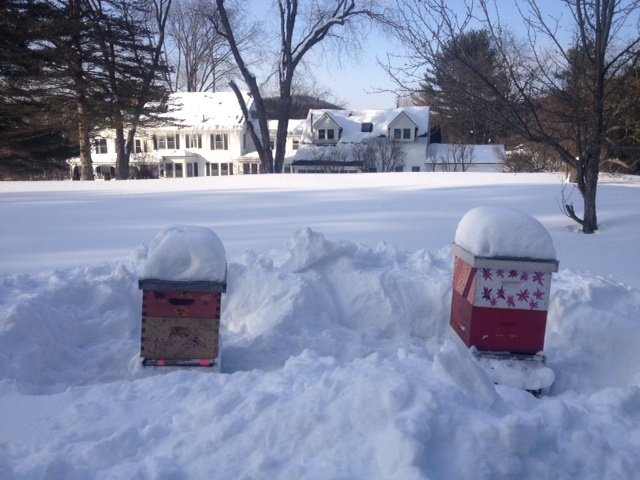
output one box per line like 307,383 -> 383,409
393,128 -> 413,141
361,122 -> 373,133
317,129 -> 335,141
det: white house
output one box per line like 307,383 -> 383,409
291,107 -> 431,173
69,93 -> 505,178
69,91 -> 303,179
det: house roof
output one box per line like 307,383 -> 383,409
299,106 -> 430,144
157,91 -> 253,131
268,119 -> 306,136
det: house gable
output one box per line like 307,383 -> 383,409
388,112 -> 419,141
312,112 -> 341,144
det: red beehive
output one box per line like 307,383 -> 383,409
450,207 -> 559,355
139,225 -> 227,368
450,244 -> 558,354
139,279 -> 226,367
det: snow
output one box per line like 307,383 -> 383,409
1,172 -> 640,479
455,206 -> 557,260
160,91 -> 251,131
142,225 -> 227,282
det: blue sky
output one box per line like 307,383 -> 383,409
240,0 -> 628,111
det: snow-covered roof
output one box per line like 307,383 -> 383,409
268,119 -> 306,136
157,91 -> 252,131
299,106 -> 430,144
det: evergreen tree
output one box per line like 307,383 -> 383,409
415,29 -> 509,145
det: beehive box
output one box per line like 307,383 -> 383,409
139,279 -> 226,366
450,244 -> 558,354
139,225 -> 228,367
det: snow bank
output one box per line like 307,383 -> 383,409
1,173 -> 640,479
142,225 -> 227,282
1,227 -> 640,479
455,206 -> 556,259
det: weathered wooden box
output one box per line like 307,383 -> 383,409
139,279 -> 226,367
450,244 -> 559,354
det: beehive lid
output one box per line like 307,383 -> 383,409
454,207 -> 557,261
141,225 -> 227,283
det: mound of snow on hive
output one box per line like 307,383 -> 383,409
455,206 -> 556,259
142,225 -> 226,281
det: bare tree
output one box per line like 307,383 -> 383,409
388,0 -> 640,233
351,138 -> 407,172
213,0 -> 383,173
353,142 -> 378,172
501,142 -> 565,173
426,144 -> 475,172
165,0 -> 238,93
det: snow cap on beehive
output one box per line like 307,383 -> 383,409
454,206 -> 556,260
142,225 -> 227,281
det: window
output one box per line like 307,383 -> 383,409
186,134 -> 202,149
221,163 -> 229,176
187,163 -> 193,177
361,122 -> 373,133
292,139 -> 299,150
242,163 -> 259,175
393,128 -> 402,140
212,163 -> 219,176
134,139 -> 147,153
211,132 -> 228,150
412,166 -> 420,172
403,128 -> 411,140
158,134 -> 177,150
166,163 -> 173,177
175,163 -> 183,177
95,139 -> 107,154
317,129 -> 335,141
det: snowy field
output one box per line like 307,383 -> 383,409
0,172 -> 639,479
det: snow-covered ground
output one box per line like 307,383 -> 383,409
1,172 -> 639,479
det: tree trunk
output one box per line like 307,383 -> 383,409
70,0 -> 93,181
581,156 -> 599,233
114,123 -> 128,180
77,97 -> 94,181
274,96 -> 292,173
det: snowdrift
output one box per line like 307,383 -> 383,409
1,227 -> 640,479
